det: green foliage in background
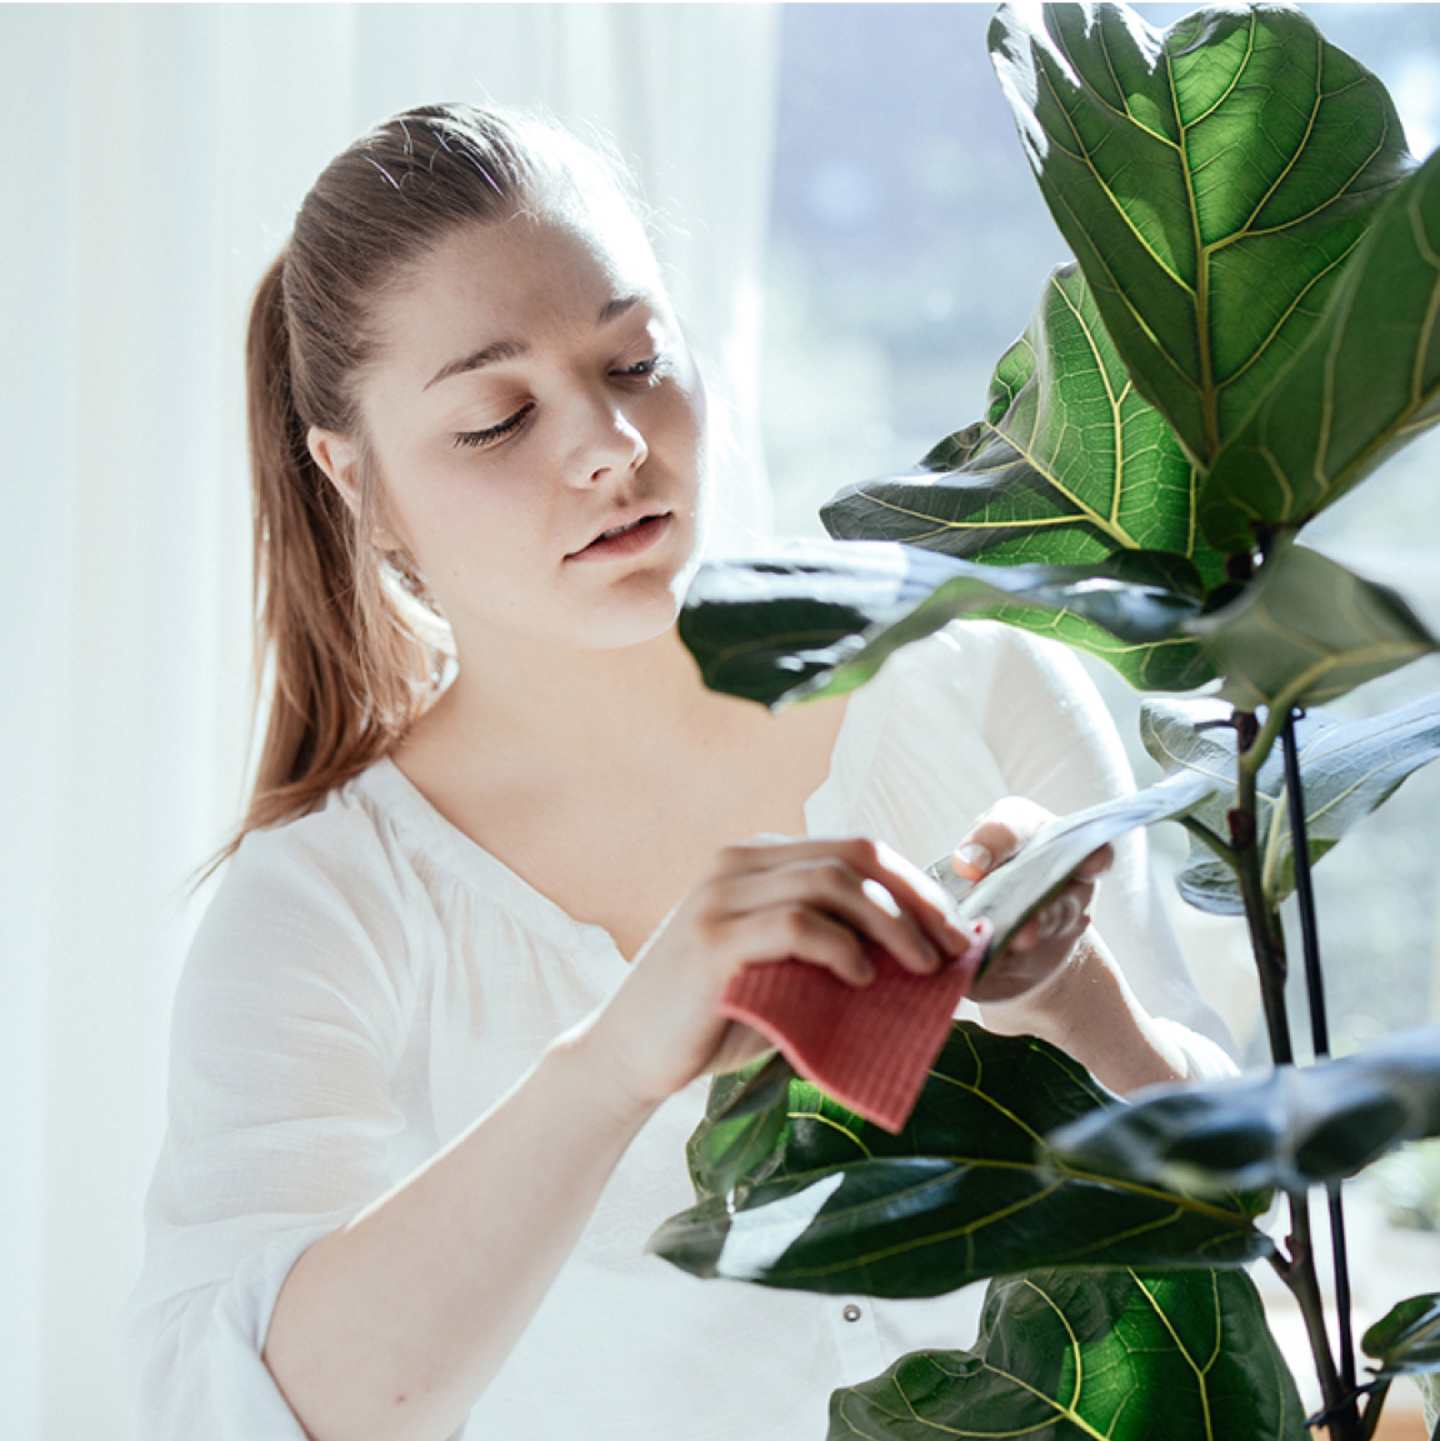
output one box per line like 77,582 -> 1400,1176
662,4 -> 1440,1438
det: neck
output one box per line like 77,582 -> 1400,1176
411,623 -> 765,788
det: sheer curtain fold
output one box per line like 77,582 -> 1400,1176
3,7 -> 779,1436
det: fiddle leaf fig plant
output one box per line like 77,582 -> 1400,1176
829,1267 -> 1309,1441
651,1024 -> 1272,1293
1145,692 -> 1440,915
655,3 -> 1440,1438
1199,141 -> 1440,552
817,260 -> 1227,689
986,0 -> 1415,469
1044,1026 -> 1440,1194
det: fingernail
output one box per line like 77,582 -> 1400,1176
955,842 -> 992,873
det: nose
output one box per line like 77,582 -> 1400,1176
568,392 -> 649,487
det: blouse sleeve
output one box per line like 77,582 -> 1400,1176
968,620 -> 1239,1081
120,818 -> 419,1439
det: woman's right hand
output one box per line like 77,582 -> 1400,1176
572,833 -> 984,1113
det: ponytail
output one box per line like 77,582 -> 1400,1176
182,248 -> 450,900
183,102 -> 645,902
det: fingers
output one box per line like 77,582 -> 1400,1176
805,849 -> 973,976
1009,879 -> 1094,951
1075,842 -> 1115,880
843,837 -> 982,967
951,799 -> 1115,888
720,835 -> 980,978
950,796 -> 1054,878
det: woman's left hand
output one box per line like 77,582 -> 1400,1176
950,796 -> 1114,1006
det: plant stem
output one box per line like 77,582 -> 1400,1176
1269,1207 -> 1349,1434
1358,1380 -> 1392,1441
1230,717 -> 1294,1066
1177,814 -> 1236,864
1233,704 -> 1353,1437
1280,710 -> 1359,1419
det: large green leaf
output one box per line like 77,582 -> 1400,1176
1045,1025 -> 1440,1195
1141,691 -> 1440,914
675,537 -> 1207,709
827,1267 -> 1306,1441
1201,143 -> 1440,554
1181,538 -> 1438,713
649,1023 -> 1271,1296
817,263 -> 1225,690
988,2 -> 1415,468
1363,1293 -> 1440,1379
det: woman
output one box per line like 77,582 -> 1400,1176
122,102 -> 1237,1441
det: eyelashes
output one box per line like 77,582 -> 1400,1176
452,403 -> 533,450
451,354 -> 675,451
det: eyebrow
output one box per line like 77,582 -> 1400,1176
422,293 -> 647,392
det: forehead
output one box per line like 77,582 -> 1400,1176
379,210 -> 662,362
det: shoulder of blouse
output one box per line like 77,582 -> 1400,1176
177,778 -> 427,1061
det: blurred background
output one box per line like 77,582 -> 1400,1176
5,3 -> 1439,1436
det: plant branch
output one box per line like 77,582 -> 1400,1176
1177,814 -> 1236,865
1269,1211 -> 1351,1437
1230,711 -> 1294,1067
1233,697 -> 1353,1436
1280,708 -> 1359,1413
1358,1379 -> 1392,1441
1240,700 -> 1289,782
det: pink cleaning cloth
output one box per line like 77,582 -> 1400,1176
716,916 -> 993,1135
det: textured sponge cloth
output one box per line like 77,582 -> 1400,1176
716,917 -> 993,1135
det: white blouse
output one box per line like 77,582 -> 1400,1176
121,618 -> 1238,1440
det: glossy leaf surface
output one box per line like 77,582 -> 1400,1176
676,537 -> 1206,709
650,1024 -> 1271,1297
988,1 -> 1414,468
1201,144 -> 1440,553
817,263 -> 1223,690
1363,1293 -> 1440,1379
827,1267 -> 1305,1441
1046,1026 -> 1440,1194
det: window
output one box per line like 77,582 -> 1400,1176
761,6 -> 1440,1364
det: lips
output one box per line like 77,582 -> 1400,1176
571,508 -> 671,556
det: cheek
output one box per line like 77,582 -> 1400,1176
421,468 -> 530,558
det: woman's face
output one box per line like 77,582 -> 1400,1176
318,205 -> 710,658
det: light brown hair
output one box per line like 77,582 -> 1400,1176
183,102 -> 657,900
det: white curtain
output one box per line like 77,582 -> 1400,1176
0,6 -> 780,1436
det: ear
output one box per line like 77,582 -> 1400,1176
307,425 -> 362,520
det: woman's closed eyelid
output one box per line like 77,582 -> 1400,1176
450,352 -> 672,450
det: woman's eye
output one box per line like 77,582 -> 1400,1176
618,353 -> 673,382
452,403 -> 533,450
450,354 -> 673,450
